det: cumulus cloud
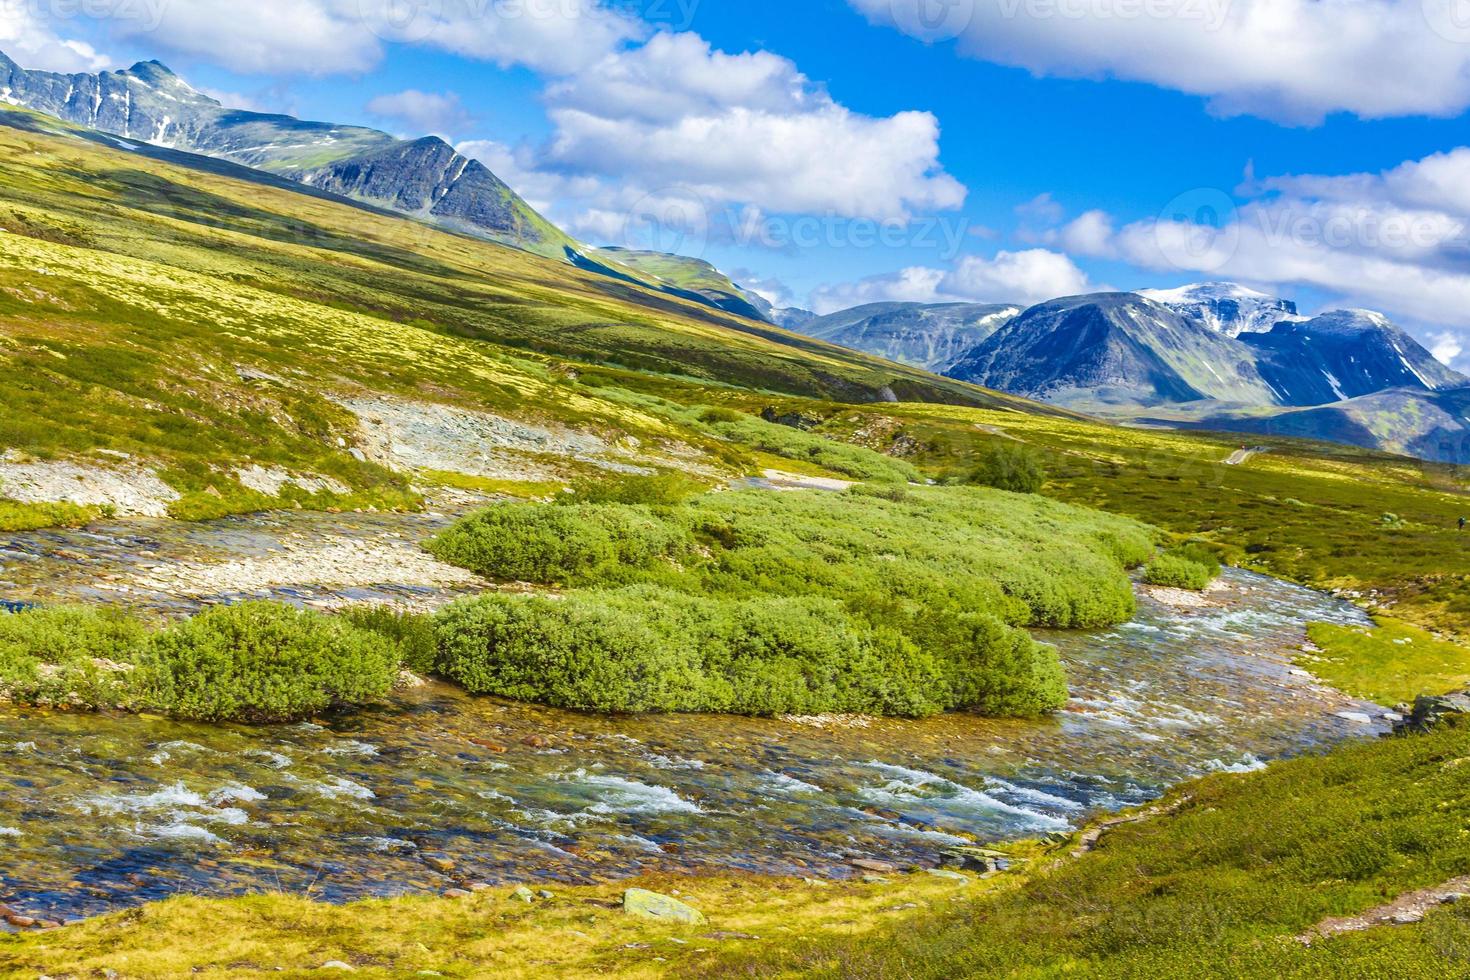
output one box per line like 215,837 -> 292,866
105,0 -> 638,77
856,0 -> 1470,123
0,4 -> 110,73
809,249 -> 1091,313
1429,331 -> 1464,366
538,32 -> 966,221
367,90 -> 473,138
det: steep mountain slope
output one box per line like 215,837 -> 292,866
0,51 -> 576,259
1245,310 -> 1466,404
800,302 -> 1022,373
0,49 -> 791,325
1141,282 -> 1302,336
584,247 -> 769,321
0,104 -> 1066,525
947,293 -> 1277,407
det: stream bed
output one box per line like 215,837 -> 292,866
0,565 -> 1387,924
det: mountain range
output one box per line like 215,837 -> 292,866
801,302 -> 1022,374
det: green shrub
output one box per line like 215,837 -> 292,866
426,504 -> 686,585
341,605 -> 438,675
556,472 -> 708,506
0,605 -> 147,707
1144,554 -> 1215,591
135,602 -> 398,723
961,444 -> 1047,494
433,586 -> 1066,718
694,408 -> 922,483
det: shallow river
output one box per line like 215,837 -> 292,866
0,566 -> 1386,923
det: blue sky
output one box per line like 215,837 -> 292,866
8,0 -> 1470,365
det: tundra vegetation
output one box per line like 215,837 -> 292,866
1,103 -> 1470,978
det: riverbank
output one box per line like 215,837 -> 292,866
6,719 -> 1467,978
0,569 -> 1386,933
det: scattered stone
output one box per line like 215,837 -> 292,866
424,857 -> 455,872
850,859 -> 897,874
470,739 -> 508,753
700,931 -> 760,941
521,735 -> 551,748
861,875 -> 892,885
926,870 -> 971,884
321,962 -> 355,972
537,889 -> 555,900
3,914 -> 36,928
622,888 -> 707,925
511,886 -> 535,903
760,407 -> 822,431
442,888 -> 472,900
467,883 -> 492,893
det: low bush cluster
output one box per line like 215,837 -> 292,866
0,601 -> 398,723
433,587 -> 1066,718
1144,543 -> 1224,591
952,444 -> 1048,494
426,486 -> 1155,718
135,603 -> 398,723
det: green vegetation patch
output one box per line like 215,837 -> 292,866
425,486 -> 1153,718
435,586 -> 1064,718
1306,617 -> 1470,706
1144,545 -> 1223,591
0,602 -> 399,722
134,602 -> 398,723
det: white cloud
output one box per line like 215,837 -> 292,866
106,0 -> 638,78
119,0 -> 382,76
0,5 -> 110,73
810,249 -> 1091,313
536,32 -> 966,222
1056,210 -> 1117,256
1070,148 -> 1470,335
1430,331 -> 1464,366
367,90 -> 472,138
857,0 -> 1470,123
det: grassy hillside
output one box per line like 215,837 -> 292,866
0,105 -> 1054,526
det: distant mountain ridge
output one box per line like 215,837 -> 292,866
802,302 -> 1023,374
946,291 -> 1466,413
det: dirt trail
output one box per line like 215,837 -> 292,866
1224,446 -> 1269,466
1298,874 -> 1470,944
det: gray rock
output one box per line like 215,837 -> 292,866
622,888 -> 707,925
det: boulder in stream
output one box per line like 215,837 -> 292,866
1394,691 -> 1470,733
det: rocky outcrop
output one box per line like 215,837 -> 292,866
1393,690 -> 1470,733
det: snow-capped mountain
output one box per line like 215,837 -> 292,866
1245,310 -> 1465,404
946,293 -> 1279,407
799,302 -> 1022,374
1140,282 -> 1303,337
945,292 -> 1467,415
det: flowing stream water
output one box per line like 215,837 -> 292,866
0,508 -> 1388,926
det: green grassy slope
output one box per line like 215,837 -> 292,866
0,106 -> 1055,524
